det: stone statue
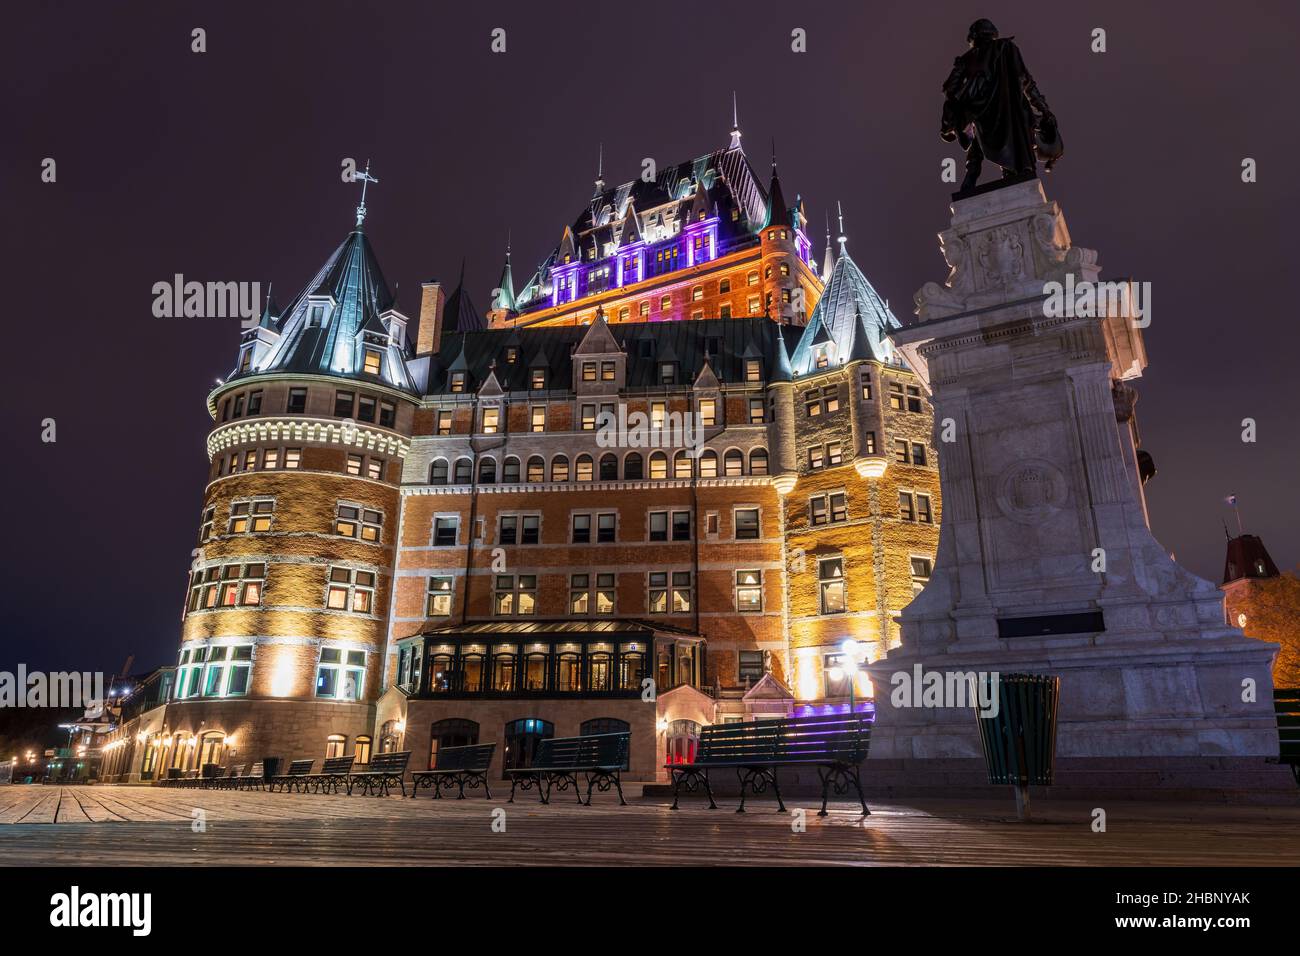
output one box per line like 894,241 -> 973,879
941,19 -> 1063,194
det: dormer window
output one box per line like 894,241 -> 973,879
745,359 -> 762,382
449,372 -> 466,393
363,349 -> 382,376
815,345 -> 832,369
530,368 -> 547,390
659,363 -> 676,385
307,304 -> 327,328
506,348 -> 518,364
239,348 -> 253,373
582,362 -> 597,382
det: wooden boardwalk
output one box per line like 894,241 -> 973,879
2,784 -> 1299,866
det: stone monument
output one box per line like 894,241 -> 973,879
865,175 -> 1281,765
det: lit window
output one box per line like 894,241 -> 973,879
284,448 -> 301,469
336,502 -> 382,542
745,359 -> 761,382
819,557 -> 846,614
187,563 -> 265,613
692,286 -> 703,301
493,575 -> 537,616
262,448 -> 279,469
899,492 -> 915,521
860,370 -> 873,400
736,570 -> 762,612
347,454 -> 363,476
531,368 -> 547,390
228,498 -> 274,534
569,573 -> 590,614
698,451 -> 718,478
917,494 -> 934,523
895,439 -> 911,464
809,446 -> 824,470
699,399 -> 716,426
581,404 -> 596,430
198,506 -> 215,543
436,410 -> 452,435
582,362 -> 597,382
482,407 -> 500,433
316,648 -> 366,701
551,456 -> 569,482
749,399 -> 765,424
449,372 -> 466,393
426,577 -> 453,616
601,361 -> 616,381
366,458 -> 383,480
327,567 -> 375,614
827,442 -> 843,466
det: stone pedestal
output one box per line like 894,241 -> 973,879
866,180 -> 1279,763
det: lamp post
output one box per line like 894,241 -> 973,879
829,638 -> 866,713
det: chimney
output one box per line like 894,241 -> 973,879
417,281 -> 446,356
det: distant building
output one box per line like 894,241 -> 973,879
140,125 -> 941,783
1222,533 -> 1300,687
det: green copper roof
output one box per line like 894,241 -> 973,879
790,247 -> 899,375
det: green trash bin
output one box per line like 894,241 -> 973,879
973,673 -> 1060,820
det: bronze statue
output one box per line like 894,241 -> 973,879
941,19 -> 1063,194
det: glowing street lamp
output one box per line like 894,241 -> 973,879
830,638 -> 867,713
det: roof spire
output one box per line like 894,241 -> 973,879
593,142 -> 605,195
836,200 -> 847,253
729,92 -> 742,150
494,232 -> 517,313
822,211 -> 836,281
353,159 -> 378,229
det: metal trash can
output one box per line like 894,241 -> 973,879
973,673 -> 1060,820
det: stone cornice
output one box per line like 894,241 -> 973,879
206,417 -> 410,461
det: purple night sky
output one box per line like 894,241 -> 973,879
4,1 -> 1298,673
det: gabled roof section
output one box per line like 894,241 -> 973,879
790,247 -> 899,376
428,317 -> 794,395
252,228 -> 416,392
573,311 -> 621,355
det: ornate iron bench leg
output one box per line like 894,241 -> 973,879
735,769 -> 748,814
669,770 -> 682,810
584,773 -> 596,807
770,768 -> 787,813
849,765 -> 869,816
508,775 -> 518,803
539,773 -> 551,805
483,774 -> 492,800
613,771 -> 626,806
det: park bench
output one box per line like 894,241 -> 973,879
236,761 -> 265,791
667,712 -> 872,815
305,755 -> 355,794
211,764 -> 243,790
1274,688 -> 1300,786
347,751 -> 411,797
179,769 -> 201,789
410,744 -> 496,800
270,758 -> 315,793
505,732 -> 630,806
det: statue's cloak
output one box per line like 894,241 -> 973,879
942,37 -> 1058,174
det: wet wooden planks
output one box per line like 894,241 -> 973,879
0,786 -> 1297,867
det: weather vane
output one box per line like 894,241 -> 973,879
353,159 -> 379,227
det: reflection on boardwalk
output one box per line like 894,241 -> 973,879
1,785 -> 1297,866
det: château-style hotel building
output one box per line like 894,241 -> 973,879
100,120 -> 941,783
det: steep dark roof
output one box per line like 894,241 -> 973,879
248,228 -> 416,391
790,245 -> 899,375
428,317 -> 790,395
1223,534 -> 1280,584
444,262 -> 485,332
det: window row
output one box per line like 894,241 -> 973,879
424,568 -> 766,618
174,644 -> 253,699
219,386 -> 397,425
217,446 -> 302,476
814,554 -> 934,614
184,564 -> 379,615
430,507 -> 763,547
428,448 -> 769,485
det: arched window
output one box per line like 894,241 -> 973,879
580,717 -> 631,770
478,457 -> 496,484
746,271 -> 759,286
453,458 -> 472,483
325,734 -> 346,759
197,731 -> 224,771
599,453 -> 619,481
429,718 -> 479,769
724,449 -> 744,476
719,277 -> 731,294
576,454 -> 594,482
429,459 -> 448,485
428,652 -> 455,693
503,457 -> 521,483
665,719 -> 701,765
502,718 -> 554,775
698,450 -> 718,478
624,452 -> 643,480
673,451 -> 692,479
379,719 -> 402,754
749,448 -> 769,476
551,455 -> 570,482
354,735 -> 372,765
649,452 -> 668,480
526,456 -> 545,483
